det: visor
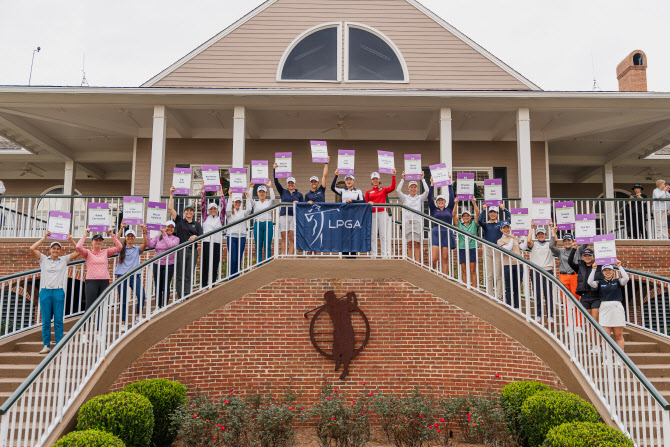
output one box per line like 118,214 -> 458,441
309,176 -> 319,182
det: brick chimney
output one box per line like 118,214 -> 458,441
616,50 -> 647,92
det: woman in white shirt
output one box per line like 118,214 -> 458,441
249,181 -> 276,264
652,179 -> 670,239
200,181 -> 225,288
396,171 -> 429,262
226,190 -> 252,279
331,169 -> 365,258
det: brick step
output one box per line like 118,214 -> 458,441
625,352 -> 670,365
0,364 -> 40,379
623,341 -> 663,353
636,364 -> 670,378
0,352 -> 46,365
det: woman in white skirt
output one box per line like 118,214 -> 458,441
587,260 -> 630,350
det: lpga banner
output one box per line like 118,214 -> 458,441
295,203 -> 372,253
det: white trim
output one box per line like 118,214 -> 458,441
276,22 -> 342,83
142,0 -> 280,87
404,0 -> 541,91
344,22 -> 409,84
131,137 -> 137,195
40,185 -> 82,196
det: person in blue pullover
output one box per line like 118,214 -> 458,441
427,175 -> 455,275
478,204 -> 511,300
273,164 -> 304,255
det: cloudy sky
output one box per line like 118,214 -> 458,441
1,0 -> 668,92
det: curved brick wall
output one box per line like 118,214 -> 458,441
111,278 -> 565,400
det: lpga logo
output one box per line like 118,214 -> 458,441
304,204 -> 341,247
297,203 -> 370,252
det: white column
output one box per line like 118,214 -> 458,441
602,163 -> 615,234
131,137 -> 138,195
232,106 -> 246,168
516,108 -> 533,207
63,160 -> 76,196
439,108 -> 453,172
149,105 -> 167,203
544,141 -> 551,197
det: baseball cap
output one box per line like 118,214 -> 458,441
232,194 -> 243,202
309,176 -> 319,182
345,174 -> 355,180
125,229 -> 137,237
408,181 -> 418,187
49,241 -> 62,248
287,177 -> 296,183
488,206 -> 499,213
165,220 -> 176,227
499,220 -> 511,228
632,183 -> 644,190
535,228 -> 546,235
208,202 -> 219,210
370,172 -> 380,179
460,209 -> 471,217
562,233 -> 574,240
602,264 -> 614,271
435,194 -> 447,202
92,234 -> 104,241
184,204 -> 195,211
257,185 -> 268,192
582,248 -> 594,256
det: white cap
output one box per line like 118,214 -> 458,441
309,176 -> 319,182
287,177 -> 296,183
535,228 -> 546,235
488,206 -> 499,213
257,185 -> 268,192
125,229 -> 137,237
207,202 -> 219,210
370,172 -> 380,179
49,241 -> 62,248
602,264 -> 614,270
232,194 -> 243,202
345,174 -> 355,180
165,220 -> 176,227
460,210 -> 471,217
435,194 -> 447,202
408,181 -> 418,187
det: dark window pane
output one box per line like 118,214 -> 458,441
348,27 -> 404,81
281,28 -> 338,81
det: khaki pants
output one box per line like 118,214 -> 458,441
484,246 -> 503,300
654,210 -> 668,240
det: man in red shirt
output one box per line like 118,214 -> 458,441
365,170 -> 396,259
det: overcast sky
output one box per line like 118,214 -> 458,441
1,0 -> 668,92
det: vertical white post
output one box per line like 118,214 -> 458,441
63,160 -> 77,215
131,137 -> 138,195
440,108 -> 453,197
149,105 -> 167,203
516,108 -> 533,208
544,141 -> 551,197
603,163 -> 615,234
232,106 -> 246,168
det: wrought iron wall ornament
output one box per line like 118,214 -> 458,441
304,291 -> 370,380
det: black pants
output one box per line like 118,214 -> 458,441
201,242 -> 221,288
84,279 -> 110,331
504,265 -> 520,309
153,263 -> 175,308
175,248 -> 197,298
533,269 -> 554,318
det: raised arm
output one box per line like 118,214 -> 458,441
107,232 -> 123,256
273,166 -> 285,195
30,231 -> 49,260
472,200 -> 480,226
587,265 -> 598,289
331,174 -> 341,195
419,178 -> 429,201
321,157 -> 330,187
116,222 -> 127,239
200,186 -> 207,222
66,234 -> 80,260
452,197 -> 459,225
447,182 -> 455,209
616,260 -> 630,286
168,186 -> 178,219
76,229 -> 90,258
567,244 -> 579,272
427,183 -> 436,213
526,224 -> 534,249
140,224 -> 149,252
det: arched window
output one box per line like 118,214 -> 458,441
279,25 -> 340,81
633,53 -> 644,66
346,25 -> 407,82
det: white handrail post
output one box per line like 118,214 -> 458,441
55,343 -> 69,422
661,409 -> 670,447
0,411 -> 8,447
524,265 -> 531,321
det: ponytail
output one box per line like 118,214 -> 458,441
119,239 -> 127,264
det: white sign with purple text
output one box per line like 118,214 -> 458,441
251,160 -> 269,184
594,234 -> 617,264
48,212 -> 71,240
146,202 -> 167,231
511,208 -> 530,237
275,152 -> 292,178
88,202 -> 110,232
404,154 -> 422,180
229,168 -> 248,193
172,168 -> 192,195
123,196 -> 144,225
456,173 -> 475,200
484,179 -> 503,206
202,165 -> 221,192
430,163 -> 451,188
310,140 -> 329,163
574,214 -> 596,244
338,150 -> 355,175
532,198 -> 552,225
555,201 -> 575,231
377,150 -> 395,174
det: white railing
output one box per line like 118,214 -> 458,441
0,203 -> 669,447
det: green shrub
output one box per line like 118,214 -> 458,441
77,391 -> 154,447
371,386 -> 437,447
500,381 -> 552,446
521,391 -> 600,447
124,378 -> 187,446
446,393 -> 514,447
250,389 -> 305,447
310,382 -> 370,447
543,421 -> 634,447
53,429 -> 126,447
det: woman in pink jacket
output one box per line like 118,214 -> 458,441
76,227 -> 123,311
145,221 -> 180,307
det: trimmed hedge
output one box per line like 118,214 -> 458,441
521,391 -> 601,447
53,429 -> 126,447
77,391 -> 154,447
543,422 -> 634,447
124,378 -> 187,447
500,381 -> 552,446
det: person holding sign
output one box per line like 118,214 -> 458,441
497,221 -> 527,309
427,175 -> 455,274
365,170 -> 396,259
200,180 -> 226,288
396,171 -> 429,262
76,227 -> 123,340
588,260 -> 630,350
526,222 -> 555,324
550,231 -> 586,297
114,223 -> 148,331
168,186 -> 203,299
478,204 -> 510,300
453,197 -> 480,287
332,166 -> 365,259
146,221 -> 180,308
568,245 -> 604,322
305,157 -> 330,204
226,190 -> 252,279
250,181 -> 276,264
30,231 -> 79,353
273,164 -> 304,255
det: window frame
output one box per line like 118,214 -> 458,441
276,22 -> 343,83
344,22 -> 409,84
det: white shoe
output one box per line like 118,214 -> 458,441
548,317 -> 555,324
120,323 -> 127,333
535,316 -> 542,323
39,346 -> 50,354
589,346 -> 601,355
80,337 -> 88,345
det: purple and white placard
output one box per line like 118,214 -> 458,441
146,202 -> 167,231
378,150 -> 395,174
575,214 -> 596,244
531,197 -> 552,225
275,152 -> 292,178
555,201 -> 575,231
484,179 -> 503,206
172,168 -> 192,195
229,168 -> 248,194
338,150 -> 355,175
310,140 -> 329,163
88,202 -> 110,232
202,165 -> 221,192
511,208 -> 530,237
430,163 -> 451,187
456,173 -> 475,200
404,154 -> 422,180
251,160 -> 269,184
123,196 -> 144,225
594,234 -> 617,264
48,211 -> 71,240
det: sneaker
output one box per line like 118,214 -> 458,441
589,346 -> 601,355
80,337 -> 88,345
535,316 -> 542,323
39,346 -> 50,354
120,323 -> 127,333
548,317 -> 555,324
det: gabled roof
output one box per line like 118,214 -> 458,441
142,0 -> 540,90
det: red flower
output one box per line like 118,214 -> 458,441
362,382 -> 366,385
369,392 -> 373,397
472,423 -> 476,426
221,426 -> 226,431
331,417 -> 336,421
193,415 -> 198,418
440,418 -> 445,422
289,407 -> 293,410
361,412 -> 365,416
212,437 -> 216,441
429,425 -> 433,429
300,407 -> 304,410
438,429 -> 441,433
419,415 -> 423,418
